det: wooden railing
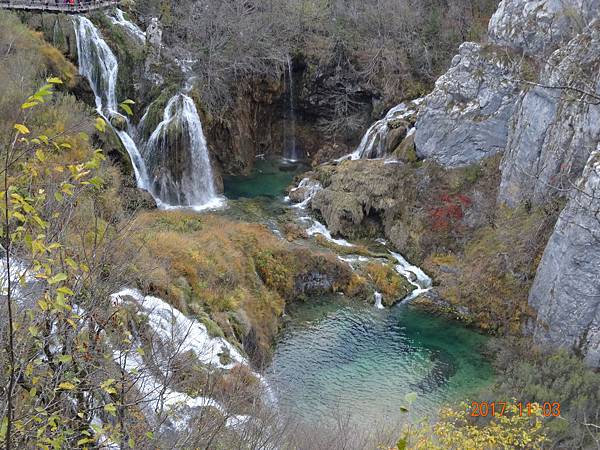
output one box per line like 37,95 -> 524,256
0,0 -> 119,13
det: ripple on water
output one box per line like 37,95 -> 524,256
267,297 -> 494,428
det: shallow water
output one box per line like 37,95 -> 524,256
267,296 -> 494,428
223,158 -> 307,200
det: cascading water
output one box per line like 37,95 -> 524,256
283,56 -> 302,161
74,16 -> 222,210
74,16 -> 149,190
390,251 -> 432,301
108,8 -> 146,42
143,94 -> 223,209
339,98 -> 424,161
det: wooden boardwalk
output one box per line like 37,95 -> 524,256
0,0 -> 119,13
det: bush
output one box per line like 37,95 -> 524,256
488,338 -> 600,448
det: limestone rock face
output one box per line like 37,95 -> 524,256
529,150 -> 600,367
144,18 -> 164,86
489,0 -> 600,56
498,20 -> 600,206
414,43 -> 520,167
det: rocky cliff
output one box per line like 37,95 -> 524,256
415,0 -> 600,364
528,150 -> 600,367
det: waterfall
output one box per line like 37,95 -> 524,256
75,16 -> 120,113
390,251 -> 432,301
338,98 -> 423,161
74,16 -> 149,191
108,8 -> 146,42
374,292 -> 384,309
283,56 -> 301,161
300,217 -> 354,247
143,94 -> 223,210
74,16 -> 222,211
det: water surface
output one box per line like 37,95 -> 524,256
267,296 -> 493,428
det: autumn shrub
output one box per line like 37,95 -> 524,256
428,205 -> 559,333
124,211 -> 357,360
488,338 -> 600,448
397,402 -> 548,449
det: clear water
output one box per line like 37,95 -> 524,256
267,296 -> 494,428
223,158 -> 306,200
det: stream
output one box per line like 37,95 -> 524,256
223,158 -> 494,429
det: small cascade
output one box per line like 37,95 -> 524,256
111,289 -> 272,430
108,8 -> 146,42
283,56 -> 301,161
390,251 -> 432,301
143,94 -> 223,210
339,98 -> 423,161
301,217 -> 354,247
374,292 -> 384,310
287,177 -> 322,209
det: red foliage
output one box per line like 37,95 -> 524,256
429,193 -> 473,232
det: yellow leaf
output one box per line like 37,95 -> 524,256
14,124 -> 30,135
47,77 -> 63,85
58,382 -> 76,390
21,102 -> 39,110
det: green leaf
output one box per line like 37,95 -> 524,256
0,416 -> 7,441
121,99 -> 135,105
57,286 -> 74,296
35,149 -> 46,162
47,77 -> 63,84
404,392 -> 418,404
128,437 -> 135,448
48,273 -> 68,285
396,437 -> 408,450
14,124 -> 30,135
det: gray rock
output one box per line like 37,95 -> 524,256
529,150 -> 600,367
144,18 -> 164,86
489,0 -> 600,56
498,20 -> 600,206
415,43 -> 520,167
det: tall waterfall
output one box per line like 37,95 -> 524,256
75,16 -> 149,190
283,56 -> 301,161
143,94 -> 221,209
74,16 -> 222,210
